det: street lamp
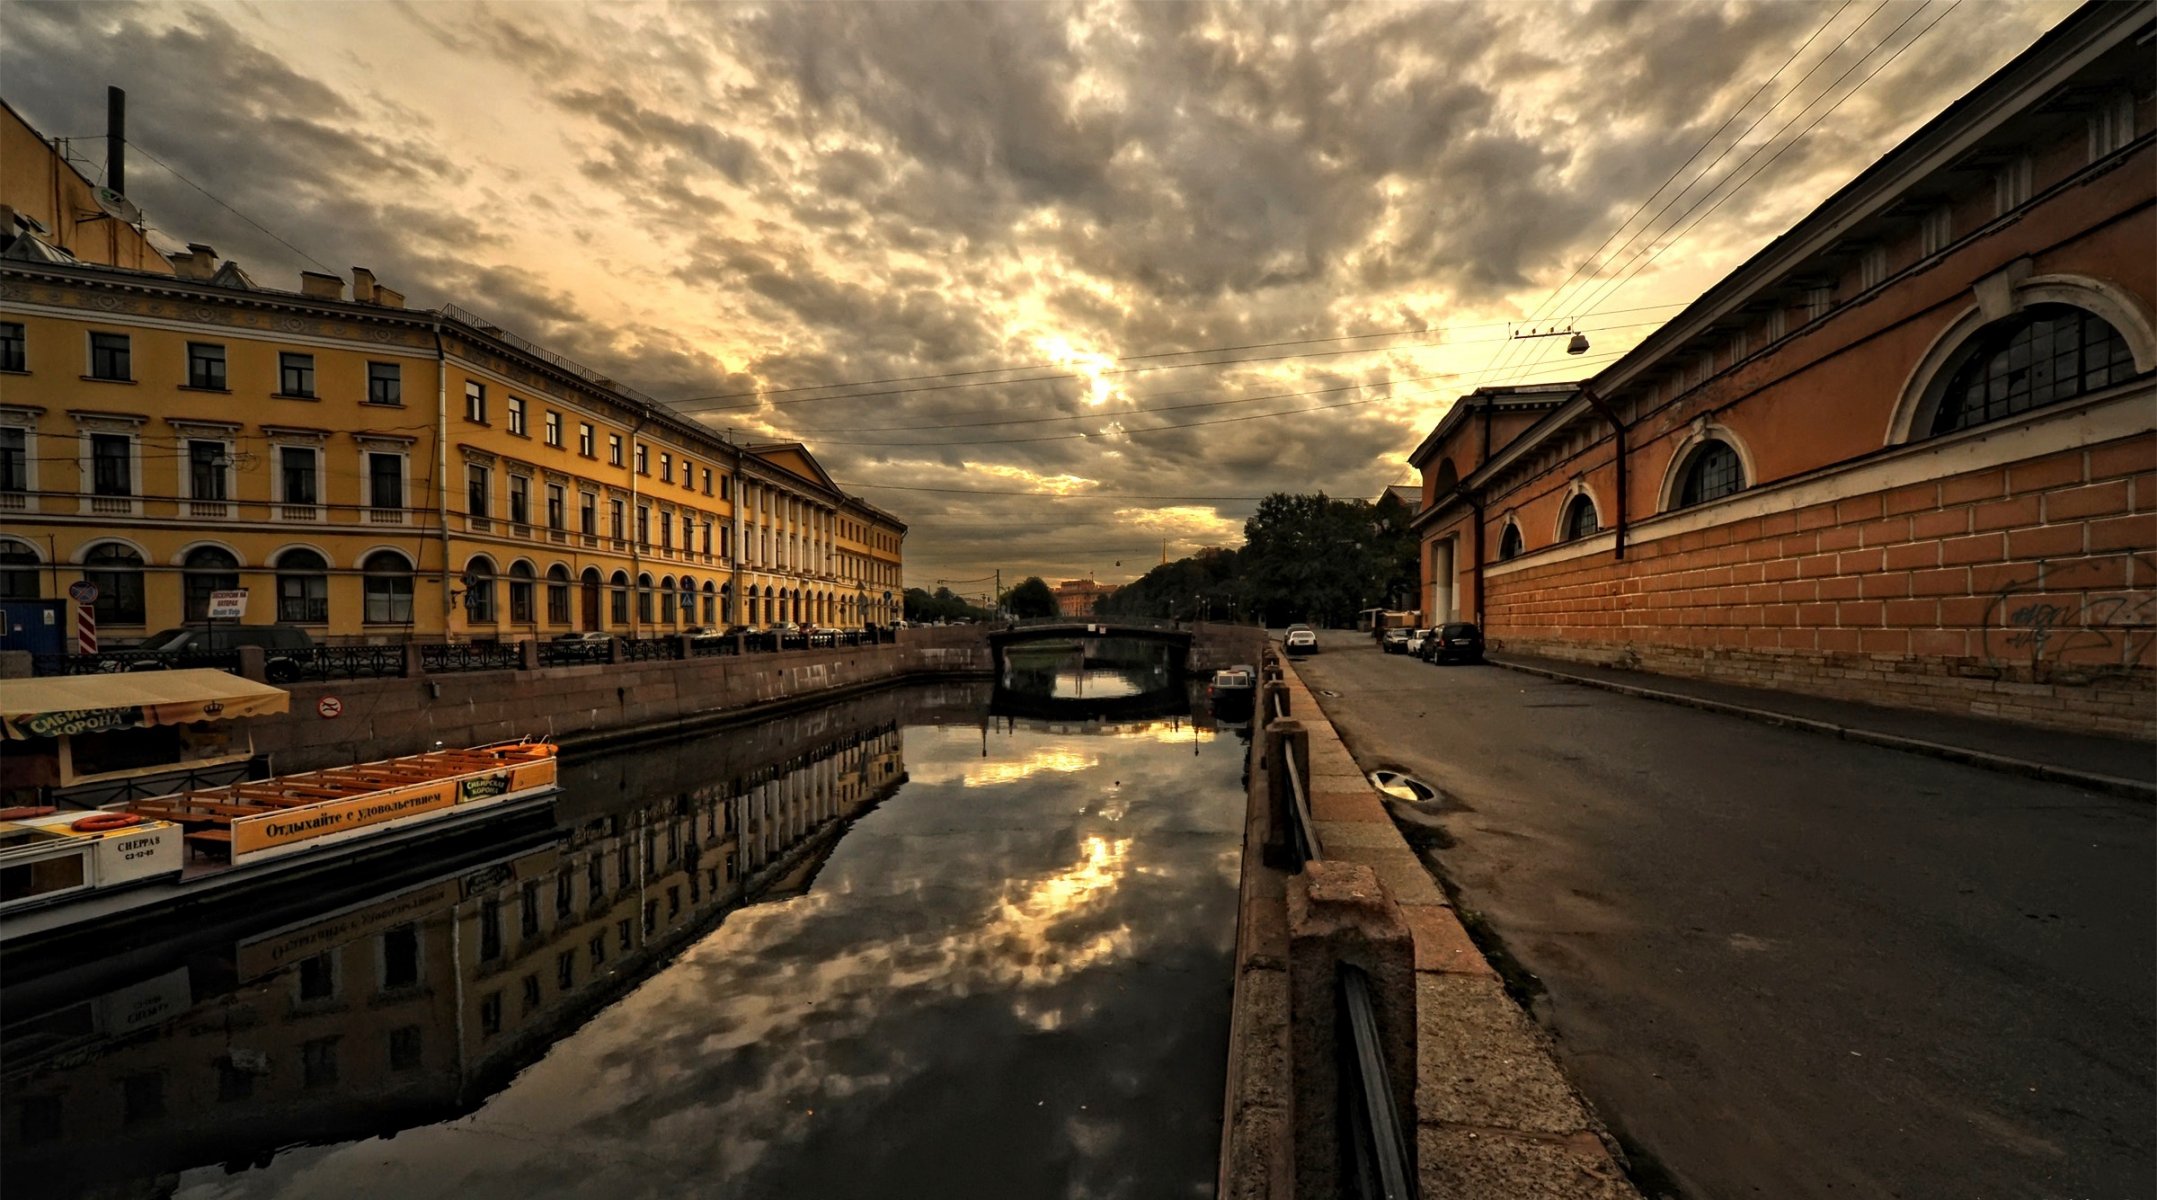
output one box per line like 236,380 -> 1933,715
1510,326 -> 1591,356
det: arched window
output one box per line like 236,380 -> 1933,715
763,585 -> 775,624
362,551 -> 414,625
182,546 -> 239,621
507,561 -> 535,624
1928,304 -> 2138,437
83,543 -> 145,625
659,575 -> 677,624
0,538 -> 40,601
547,565 -> 571,624
1675,441 -> 1745,509
637,573 -> 654,623
275,549 -> 329,624
1496,523 -> 1524,562
609,571 -> 630,625
464,555 -> 497,623
1561,495 -> 1599,541
721,581 -> 734,623
702,581 -> 716,625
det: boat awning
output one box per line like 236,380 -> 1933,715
0,670 -> 291,740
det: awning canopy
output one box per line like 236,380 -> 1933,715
0,669 -> 290,740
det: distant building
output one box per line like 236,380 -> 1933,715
1053,577 -> 1118,617
1408,5 -> 2154,736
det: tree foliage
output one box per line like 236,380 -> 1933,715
1003,576 -> 1059,618
903,586 -> 991,623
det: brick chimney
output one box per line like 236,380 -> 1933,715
298,270 -> 345,301
168,243 -> 219,280
373,285 -> 405,309
351,266 -> 376,304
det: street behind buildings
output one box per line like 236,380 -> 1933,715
1296,638 -> 2155,1200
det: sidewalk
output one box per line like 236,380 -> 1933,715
1491,653 -> 2156,798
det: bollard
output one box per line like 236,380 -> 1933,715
235,645 -> 268,683
674,634 -> 695,661
607,636 -> 626,665
1262,718 -> 1309,870
1262,679 -> 1290,724
734,632 -> 749,656
519,639 -> 541,672
400,641 -> 424,679
1286,861 -> 1417,1200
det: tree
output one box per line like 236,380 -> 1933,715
1004,576 -> 1058,618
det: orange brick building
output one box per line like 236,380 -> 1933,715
1410,5 -> 2155,737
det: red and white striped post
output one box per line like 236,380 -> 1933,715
77,604 -> 97,655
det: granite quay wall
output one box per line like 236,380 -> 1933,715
1219,650 -> 1637,1200
246,627 -> 993,772
1485,432 -> 2157,739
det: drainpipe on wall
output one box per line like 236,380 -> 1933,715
433,320 -> 453,637
1464,488 -> 1486,629
1582,388 -> 1629,560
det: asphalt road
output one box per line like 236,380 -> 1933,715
1291,637 -> 2156,1200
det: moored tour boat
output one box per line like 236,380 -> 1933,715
0,740 -> 559,946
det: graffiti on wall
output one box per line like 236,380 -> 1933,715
1982,553 -> 2157,682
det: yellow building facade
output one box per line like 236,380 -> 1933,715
0,255 -> 906,644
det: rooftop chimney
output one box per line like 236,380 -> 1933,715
373,285 -> 405,309
350,266 -> 376,303
298,270 -> 345,301
106,87 -> 125,197
168,242 -> 219,280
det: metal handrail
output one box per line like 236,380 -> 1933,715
1281,738 -> 1324,863
1340,964 -> 1420,1200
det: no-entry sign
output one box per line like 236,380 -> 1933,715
317,696 -> 343,719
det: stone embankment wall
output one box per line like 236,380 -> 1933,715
253,626 -> 992,772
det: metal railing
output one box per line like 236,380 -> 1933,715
620,637 -> 679,663
1279,734 -> 1325,864
418,641 -> 521,673
1340,965 -> 1420,1200
280,645 -> 407,682
537,639 -> 612,667
31,648 -> 242,676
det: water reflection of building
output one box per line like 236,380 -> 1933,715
0,722 -> 905,1199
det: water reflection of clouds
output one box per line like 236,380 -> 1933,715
180,714 -> 1243,1200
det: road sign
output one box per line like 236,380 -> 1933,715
67,580 -> 98,604
207,589 -> 249,620
317,696 -> 343,719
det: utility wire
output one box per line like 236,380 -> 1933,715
126,140 -> 337,274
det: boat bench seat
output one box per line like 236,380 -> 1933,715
184,828 -> 233,862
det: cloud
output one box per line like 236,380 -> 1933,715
0,0 -> 2074,585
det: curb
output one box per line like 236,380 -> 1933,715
1490,657 -> 2157,802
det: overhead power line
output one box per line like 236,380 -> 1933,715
126,141 -> 336,274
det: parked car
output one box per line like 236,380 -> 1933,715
1380,628 -> 1411,654
553,630 -> 612,643
1284,624 -> 1318,656
1423,622 -> 1485,664
134,624 -> 315,682
1403,627 -> 1436,657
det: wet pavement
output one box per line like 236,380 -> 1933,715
1,667 -> 1249,1200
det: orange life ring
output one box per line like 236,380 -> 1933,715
70,812 -> 147,833
0,806 -> 57,821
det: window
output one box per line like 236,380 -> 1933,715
216,1058 -> 254,1102
480,991 -> 503,1037
298,951 -> 337,1000
509,474 -> 530,525
1928,304 -> 2138,438
362,550 -> 413,625
188,441 -> 229,501
509,561 -> 535,623
2088,89 -> 2135,160
637,505 -> 650,546
608,434 -> 623,466
522,973 -> 541,1013
381,924 -> 421,990
609,499 -> 625,541
610,571 -> 629,624
1562,495 -> 1599,541
1994,155 -> 2032,216
637,573 -> 654,622
388,1026 -> 423,1071
89,332 -> 130,380
1675,441 -> 1745,508
544,410 -> 562,446
302,1038 -> 340,1089
589,933 -> 606,968
660,511 -> 673,550
480,900 -> 502,959
91,434 -> 132,496
187,342 -> 226,389
508,396 -> 527,436
279,446 -> 319,505
0,539 -> 37,600
467,464 -> 491,518
276,549 -> 329,623
580,492 -> 597,535
1920,207 -> 1953,258
557,949 -> 575,991
547,565 -> 571,623
546,483 -> 565,529
465,381 -> 487,422
1858,246 -> 1887,291
182,547 -> 239,621
1727,331 -> 1747,364
702,468 -> 712,495
1805,285 -> 1832,322
659,452 -> 672,482
465,556 -> 497,622
278,352 -> 316,397
578,422 -> 595,456
719,474 -> 731,501
83,542 -> 145,624
365,361 -> 402,405
660,576 -> 677,623
0,322 -> 22,372
635,444 -> 649,475
1764,307 -> 1786,343
368,452 -> 403,512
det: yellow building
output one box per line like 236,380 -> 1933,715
0,114 -> 903,645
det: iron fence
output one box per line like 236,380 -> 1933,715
280,645 -> 408,682
31,649 -> 242,676
620,637 -> 681,663
417,642 -> 521,673
537,639 -> 613,667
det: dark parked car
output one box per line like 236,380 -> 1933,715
1421,622 -> 1484,664
135,624 -> 316,681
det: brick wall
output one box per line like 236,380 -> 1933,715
1486,433 -> 2157,738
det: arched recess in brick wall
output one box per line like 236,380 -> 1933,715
1655,423 -> 1756,514
1552,480 -> 1601,541
1886,272 -> 2157,445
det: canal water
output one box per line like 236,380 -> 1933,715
1,667 -> 1250,1200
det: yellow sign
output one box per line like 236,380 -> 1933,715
231,781 -> 456,857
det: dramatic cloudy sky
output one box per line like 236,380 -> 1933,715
0,0 -> 2073,590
